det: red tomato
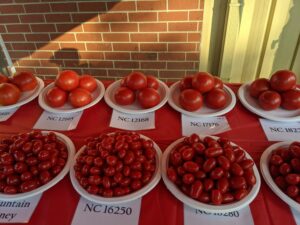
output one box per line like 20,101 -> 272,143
0,83 -> 21,106
214,77 -> 223,89
179,89 -> 203,111
258,90 -> 281,110
147,75 -> 159,90
79,75 -> 97,92
138,88 -> 161,108
55,70 -> 79,91
180,76 -> 193,91
192,72 -> 215,93
205,88 -> 227,109
69,88 -> 92,108
11,72 -> 37,92
281,89 -> 300,110
270,70 -> 296,92
120,77 -> 128,87
0,74 -> 8,84
114,87 -> 135,105
249,78 -> 270,98
126,72 -> 147,90
46,86 -> 67,107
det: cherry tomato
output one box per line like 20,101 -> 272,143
0,83 -> 21,106
147,75 -> 159,90
183,161 -> 199,173
46,86 -> 67,107
0,74 -> 8,84
286,185 -> 299,198
214,77 -> 223,89
211,189 -> 222,205
205,88 -> 227,109
281,89 -> 300,110
190,180 -> 203,199
126,72 -> 147,90
180,76 -> 193,91
114,87 -> 135,105
192,72 -> 215,93
179,89 -> 203,111
270,70 -> 296,92
138,88 -> 161,109
79,75 -> 97,92
11,71 -> 37,91
234,189 -> 248,200
258,90 -> 281,110
55,70 -> 79,91
69,88 -> 92,108
249,78 -> 270,98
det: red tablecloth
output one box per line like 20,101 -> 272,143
0,82 -> 297,225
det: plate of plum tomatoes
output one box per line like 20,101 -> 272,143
0,72 -> 44,111
238,70 -> 300,122
167,72 -> 236,117
104,72 -> 169,114
39,70 -> 105,114
162,133 -> 261,213
0,130 -> 75,200
260,141 -> 300,211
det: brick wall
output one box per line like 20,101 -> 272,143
0,0 -> 203,81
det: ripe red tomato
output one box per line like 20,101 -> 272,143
79,75 -> 97,92
180,76 -> 193,91
69,88 -> 92,108
281,89 -> 300,110
214,77 -> 223,89
205,88 -> 227,109
114,87 -> 135,105
0,83 -> 21,106
147,75 -> 159,90
46,86 -> 67,107
11,72 -> 37,92
249,78 -> 270,98
258,90 -> 281,110
138,88 -> 161,108
270,70 -> 296,92
55,70 -> 79,91
126,72 -> 147,90
0,74 -> 8,84
192,72 -> 215,93
179,89 -> 203,111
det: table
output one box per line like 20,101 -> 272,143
0,82 -> 298,225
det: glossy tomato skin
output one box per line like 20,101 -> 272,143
147,75 -> 159,90
205,88 -> 227,109
126,72 -> 147,90
0,74 -> 8,84
55,70 -> 79,91
281,89 -> 300,110
192,72 -> 215,93
46,86 -> 67,107
79,75 -> 97,92
249,78 -> 270,98
214,77 -> 223,89
138,88 -> 161,108
114,87 -> 135,105
180,76 -> 193,91
258,90 -> 281,110
0,83 -> 21,106
270,70 -> 296,92
11,72 -> 37,92
179,89 -> 203,111
69,88 -> 92,108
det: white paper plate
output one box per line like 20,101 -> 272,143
260,141 -> 300,212
70,133 -> 162,204
0,131 -> 75,200
162,135 -> 261,213
0,77 -> 44,111
104,80 -> 169,114
238,83 -> 300,122
167,82 -> 236,117
38,79 -> 105,114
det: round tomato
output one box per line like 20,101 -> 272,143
249,78 -> 270,98
114,87 -> 135,105
46,86 -> 67,108
179,89 -> 203,111
69,88 -> 92,108
11,72 -> 37,92
147,75 -> 159,90
79,75 -> 97,92
180,76 -> 193,91
0,74 -> 8,84
258,90 -> 281,110
138,88 -> 160,109
126,72 -> 147,91
270,70 -> 296,92
192,72 -> 215,93
120,77 -> 128,87
0,83 -> 21,106
214,77 -> 223,89
281,89 -> 300,110
55,70 -> 79,91
205,88 -> 227,109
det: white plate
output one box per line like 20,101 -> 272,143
0,131 -> 75,200
238,83 -> 300,122
104,80 -> 169,114
260,141 -> 300,212
0,77 -> 44,111
162,135 -> 261,213
38,80 -> 105,114
70,133 -> 162,204
167,82 -> 236,117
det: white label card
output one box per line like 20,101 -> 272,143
0,194 -> 41,223
0,108 -> 19,122
71,197 -> 141,225
291,207 -> 300,225
33,111 -> 83,131
181,115 -> 231,136
259,119 -> 300,141
110,110 -> 155,130
184,205 -> 254,225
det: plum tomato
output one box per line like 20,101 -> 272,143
192,72 -> 215,93
214,77 -> 223,89
270,70 -> 296,92
10,71 -> 37,92
249,78 -> 270,98
180,76 -> 193,91
179,89 -> 203,111
79,75 -> 97,92
138,88 -> 161,109
0,74 -> 8,84
46,86 -> 67,108
0,83 -> 21,106
205,88 -> 227,109
146,75 -> 159,90
55,70 -> 79,91
69,88 -> 92,108
126,72 -> 147,91
258,90 -> 281,110
281,89 -> 300,110
114,87 -> 135,105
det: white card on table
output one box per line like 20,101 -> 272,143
291,207 -> 300,225
0,108 -> 19,122
71,197 -> 141,225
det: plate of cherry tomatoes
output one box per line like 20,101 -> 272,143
0,130 -> 75,200
104,72 -> 169,114
38,70 -> 105,114
260,141 -> 300,211
0,72 -> 44,111
69,131 -> 162,204
168,72 -> 236,117
162,133 -> 261,213
238,70 -> 300,122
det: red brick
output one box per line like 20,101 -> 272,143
159,12 -> 188,21
36,43 -> 60,51
24,4 -> 50,13
189,11 -> 203,20
113,43 -> 138,51
114,61 -> 139,69
45,14 -> 71,23
140,70 -> 158,77
168,0 -> 199,10
103,33 -> 129,42
82,69 -> 107,77
83,24 -> 110,32
0,0 -> 13,3
0,25 -> 6,33
139,23 -> 167,32
159,70 -> 185,78
61,68 -> 82,75
159,33 -> 187,42
51,33 -> 75,42
129,12 -> 157,22
186,53 -> 199,60
169,22 -> 198,31
15,67 -> 36,74
31,24 -> 56,33
159,53 -> 185,61
141,62 -> 166,69
0,5 -> 24,14
15,0 -> 39,2
9,51 -> 29,59
108,69 -> 133,77
167,62 -> 194,69
105,52 -> 130,60
31,51 -> 53,59
26,34 -> 50,42
188,33 -> 201,42
0,15 -> 19,23
89,61 -> 113,68
35,68 -> 58,76
76,33 -> 101,42
200,0 -> 204,9
100,13 -> 127,22
198,22 -> 202,31
137,0 -> 167,10
140,43 -> 166,51
72,13 -> 99,22
86,43 -> 112,51
131,53 -> 157,61
20,14 -> 44,23
18,59 -> 40,67
53,51 -> 80,59
5,43 -> 12,50
80,52 -> 104,60
78,2 -> 106,12
64,60 -> 88,67
60,43 -> 86,51
50,3 -> 77,12
40,59 -> 63,67
111,23 -> 138,32
131,33 -> 157,42
107,2 -> 136,11
12,43 -> 36,50
56,24 -> 83,32
6,25 -> 30,33
168,43 -> 197,51
2,34 -> 25,42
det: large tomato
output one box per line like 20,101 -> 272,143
0,83 -> 21,106
114,87 -> 135,105
0,74 -> 8,84
192,72 -> 215,93
214,77 -> 224,89
270,70 -> 296,92
138,88 -> 161,108
11,72 -> 37,92
46,86 -> 67,108
79,75 -> 97,92
179,89 -> 203,111
126,72 -> 147,91
258,90 -> 281,110
249,78 -> 270,98
147,75 -> 159,90
281,89 -> 300,110
55,70 -> 79,91
69,88 -> 92,108
205,88 -> 227,109
180,76 -> 193,91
